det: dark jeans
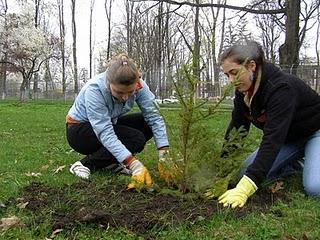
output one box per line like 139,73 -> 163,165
66,113 -> 153,171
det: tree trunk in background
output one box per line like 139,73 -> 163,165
89,0 -> 95,78
71,0 -> 79,96
105,0 -> 113,60
44,59 -> 53,98
164,4 -> 172,99
0,57 -> 7,100
279,0 -> 300,75
33,0 -> 41,100
20,77 -> 28,101
57,0 -> 66,99
0,0 -> 8,100
217,2 -> 226,97
20,70 -> 32,101
125,0 -> 133,55
209,0 -> 225,97
193,0 -> 200,98
156,2 -> 163,99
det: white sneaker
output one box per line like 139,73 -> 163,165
69,161 -> 91,179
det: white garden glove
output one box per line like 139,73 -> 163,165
127,158 -> 153,189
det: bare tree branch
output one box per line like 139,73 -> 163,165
129,0 -> 286,14
177,26 -> 192,53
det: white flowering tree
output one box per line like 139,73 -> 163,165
0,4 -> 50,100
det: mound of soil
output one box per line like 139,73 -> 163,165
12,179 -> 290,238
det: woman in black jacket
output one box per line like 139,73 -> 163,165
218,41 -> 320,208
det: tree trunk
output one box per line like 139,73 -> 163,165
105,0 -> 113,60
193,0 -> 201,98
71,0 -> 79,96
279,0 -> 300,75
33,0 -> 41,99
43,59 -> 53,98
33,73 -> 39,100
1,0 -> 8,100
209,0 -> 225,97
19,73 -> 29,101
125,0 -> 133,55
156,2 -> 163,99
89,0 -> 95,78
57,0 -> 66,99
0,56 -> 7,100
164,4 -> 171,100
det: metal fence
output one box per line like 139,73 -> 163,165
2,64 -> 320,101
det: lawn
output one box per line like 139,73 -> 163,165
0,101 -> 319,239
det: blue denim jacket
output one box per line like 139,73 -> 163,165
68,71 -> 169,162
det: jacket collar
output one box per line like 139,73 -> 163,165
243,62 -> 280,107
244,66 -> 262,107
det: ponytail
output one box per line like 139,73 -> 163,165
106,54 -> 140,85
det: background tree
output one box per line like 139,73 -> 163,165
0,6 -> 50,100
0,0 -> 8,100
125,0 -> 134,55
130,0 -> 319,76
57,0 -> 67,98
89,0 -> 95,79
104,0 -> 114,60
2,0 -> 319,99
200,0 -> 226,98
71,0 -> 78,96
253,1 -> 281,64
32,0 -> 41,99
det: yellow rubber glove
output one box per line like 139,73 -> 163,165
218,175 -> 257,208
127,159 -> 153,189
157,148 -> 178,183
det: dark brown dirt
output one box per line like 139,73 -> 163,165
11,178 -> 292,238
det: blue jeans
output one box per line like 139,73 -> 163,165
240,129 -> 320,196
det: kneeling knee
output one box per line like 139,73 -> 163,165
304,179 -> 320,196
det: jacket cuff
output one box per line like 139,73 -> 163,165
123,155 -> 135,167
243,175 -> 258,191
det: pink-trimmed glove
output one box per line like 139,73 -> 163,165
218,175 -> 257,208
127,158 -> 153,189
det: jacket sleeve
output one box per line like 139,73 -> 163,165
225,91 -> 251,140
245,84 -> 297,186
84,86 -> 132,163
135,80 -> 169,149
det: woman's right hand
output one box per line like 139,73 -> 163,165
127,159 -> 153,189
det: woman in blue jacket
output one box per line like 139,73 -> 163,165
66,54 -> 170,188
218,41 -> 320,208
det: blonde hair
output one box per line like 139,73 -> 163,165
106,54 -> 140,85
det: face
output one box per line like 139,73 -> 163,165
222,58 -> 256,93
109,82 -> 136,102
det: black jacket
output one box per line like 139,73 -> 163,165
226,62 -> 320,186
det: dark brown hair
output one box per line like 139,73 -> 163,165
220,41 -> 265,69
106,54 -> 140,85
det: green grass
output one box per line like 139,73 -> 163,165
0,101 -> 319,239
